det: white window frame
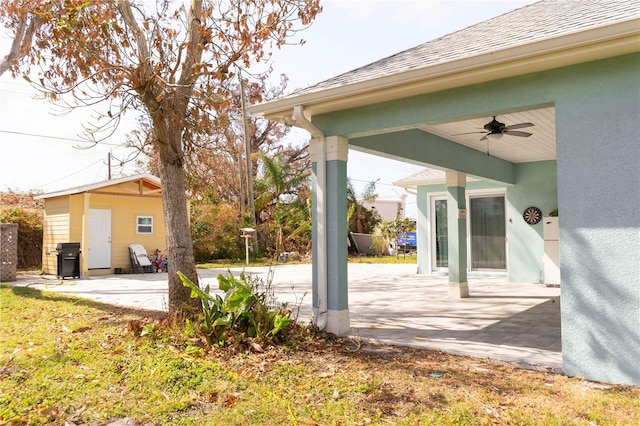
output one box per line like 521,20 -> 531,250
136,216 -> 153,234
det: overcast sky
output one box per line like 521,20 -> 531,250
0,0 -> 537,215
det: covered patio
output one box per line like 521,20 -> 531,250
342,265 -> 561,370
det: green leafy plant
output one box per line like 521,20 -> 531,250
140,323 -> 157,338
178,270 -> 292,349
178,271 -> 226,346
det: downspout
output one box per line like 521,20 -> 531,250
293,105 -> 328,331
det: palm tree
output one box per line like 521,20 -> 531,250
254,153 -> 310,256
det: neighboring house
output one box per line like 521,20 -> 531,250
248,0 -> 640,386
35,174 -> 165,277
361,195 -> 408,222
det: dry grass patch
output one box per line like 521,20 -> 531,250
1,285 -> 638,425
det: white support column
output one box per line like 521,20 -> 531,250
81,193 -> 90,277
310,136 -> 351,335
325,135 -> 350,335
416,186 -> 430,274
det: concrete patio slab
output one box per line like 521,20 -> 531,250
5,263 -> 561,371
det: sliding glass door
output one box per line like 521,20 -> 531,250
430,193 -> 507,272
469,196 -> 506,270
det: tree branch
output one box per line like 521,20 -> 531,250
116,0 -> 150,63
0,12 -> 39,76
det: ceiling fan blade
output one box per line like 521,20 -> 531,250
452,131 -> 487,136
504,122 -> 534,131
503,130 -> 532,137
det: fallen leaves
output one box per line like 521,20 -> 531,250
2,287 -> 639,426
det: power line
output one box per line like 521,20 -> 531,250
348,177 -> 399,188
0,129 -> 123,147
38,159 -> 105,190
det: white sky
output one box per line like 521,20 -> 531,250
0,0 -> 537,216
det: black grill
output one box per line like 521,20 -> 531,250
56,242 -> 81,279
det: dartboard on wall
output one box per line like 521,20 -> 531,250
523,206 -> 542,225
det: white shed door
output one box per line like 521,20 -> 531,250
88,209 -> 112,269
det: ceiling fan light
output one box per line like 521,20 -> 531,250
487,132 -> 503,140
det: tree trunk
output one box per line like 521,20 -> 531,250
155,123 -> 201,320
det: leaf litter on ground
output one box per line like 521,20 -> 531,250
1,285 -> 639,425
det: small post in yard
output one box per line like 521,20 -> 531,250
240,228 -> 255,266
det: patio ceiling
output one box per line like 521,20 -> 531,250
418,106 -> 556,164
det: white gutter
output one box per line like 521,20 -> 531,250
292,105 -> 328,331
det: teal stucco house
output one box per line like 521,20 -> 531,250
249,0 -> 640,385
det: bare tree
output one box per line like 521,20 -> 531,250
0,0 -> 321,319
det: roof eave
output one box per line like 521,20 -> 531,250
248,18 -> 640,123
393,175 -> 480,189
34,173 -> 161,199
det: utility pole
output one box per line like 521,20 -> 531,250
238,148 -> 246,216
239,72 -> 257,242
107,151 -> 112,180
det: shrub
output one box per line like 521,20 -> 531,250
0,208 -> 43,269
190,197 -> 244,262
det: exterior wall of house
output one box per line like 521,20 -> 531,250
41,196 -> 71,275
554,53 -> 640,385
506,161 -> 558,283
87,193 -> 165,274
362,198 -> 405,221
68,194 -> 84,242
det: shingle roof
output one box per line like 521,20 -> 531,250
292,0 -> 639,97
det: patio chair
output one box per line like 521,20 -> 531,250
129,243 -> 153,273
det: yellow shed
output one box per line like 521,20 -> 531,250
35,174 -> 166,277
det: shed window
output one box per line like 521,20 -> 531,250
137,216 -> 153,234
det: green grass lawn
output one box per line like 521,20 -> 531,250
1,285 -> 638,425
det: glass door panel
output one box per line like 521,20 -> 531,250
434,199 -> 448,268
470,196 -> 506,270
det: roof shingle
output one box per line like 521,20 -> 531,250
292,0 -> 639,96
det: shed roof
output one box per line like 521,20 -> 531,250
35,173 -> 161,199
